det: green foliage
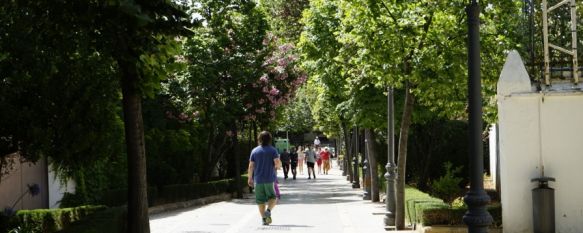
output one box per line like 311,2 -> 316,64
56,207 -> 126,233
273,86 -> 315,133
155,175 -> 246,205
404,186 -> 501,227
431,162 -> 464,204
260,0 -> 309,43
1,206 -> 106,233
98,187 -> 159,207
419,203 -> 502,227
404,186 -> 448,225
406,120 -> 469,191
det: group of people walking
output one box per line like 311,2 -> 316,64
247,131 -> 335,226
279,145 -> 333,180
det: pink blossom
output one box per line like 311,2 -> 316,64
269,87 -> 280,96
245,103 -> 253,108
259,74 -> 268,83
226,131 -> 234,137
258,99 -> 265,104
255,108 -> 266,113
278,44 -> 293,53
275,66 -> 285,74
277,58 -> 288,67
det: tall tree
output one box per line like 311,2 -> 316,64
260,0 -> 310,43
301,0 -> 524,228
0,1 -> 190,232
180,0 -> 305,180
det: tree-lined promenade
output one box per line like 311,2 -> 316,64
150,165 -> 394,233
0,0 -> 544,232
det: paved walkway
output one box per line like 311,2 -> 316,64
150,160 -> 400,233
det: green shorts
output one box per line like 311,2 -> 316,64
254,182 -> 276,204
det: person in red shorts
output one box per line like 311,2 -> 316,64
316,146 -> 323,175
320,147 -> 331,175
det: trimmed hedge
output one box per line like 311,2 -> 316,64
100,174 -> 249,207
419,203 -> 502,227
100,187 -> 159,207
156,175 -> 246,205
405,186 -> 448,225
56,206 -> 126,233
405,186 -> 502,228
1,205 -> 106,233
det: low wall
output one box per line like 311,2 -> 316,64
497,51 -> 583,232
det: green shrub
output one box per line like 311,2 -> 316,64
431,162 -> 464,204
99,187 -> 158,207
157,178 -> 236,205
419,203 -> 502,227
2,205 -> 106,233
56,206 -> 126,233
404,186 -> 448,225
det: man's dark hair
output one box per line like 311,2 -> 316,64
258,131 -> 272,146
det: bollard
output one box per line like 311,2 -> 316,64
531,177 -> 555,233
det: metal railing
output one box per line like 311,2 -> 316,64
542,0 -> 578,85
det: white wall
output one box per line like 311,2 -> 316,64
489,124 -> 498,188
48,163 -> 76,208
0,154 -> 48,210
497,51 -> 583,233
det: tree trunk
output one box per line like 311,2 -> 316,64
344,124 -> 354,182
365,129 -> 380,202
120,61 -> 150,233
340,120 -> 351,177
395,82 -> 415,229
232,122 -> 242,198
252,121 -> 258,146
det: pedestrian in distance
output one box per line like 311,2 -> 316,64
316,147 -> 323,175
297,146 -> 305,175
247,131 -> 281,226
289,147 -> 298,180
305,145 -> 317,179
321,147 -> 331,175
280,148 -> 291,179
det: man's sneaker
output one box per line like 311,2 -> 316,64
264,209 -> 272,225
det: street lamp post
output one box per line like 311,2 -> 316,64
463,1 -> 493,232
352,127 -> 360,189
384,86 -> 397,226
363,157 -> 371,200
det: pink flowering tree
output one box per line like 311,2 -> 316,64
241,34 -> 307,128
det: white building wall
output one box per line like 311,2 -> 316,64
497,51 -> 583,233
489,124 -> 497,188
47,163 -> 76,208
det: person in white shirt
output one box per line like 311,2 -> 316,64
305,145 -> 317,179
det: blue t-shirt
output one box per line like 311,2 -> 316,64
249,145 -> 279,184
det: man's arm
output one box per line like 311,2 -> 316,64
247,161 -> 255,187
274,158 -> 281,170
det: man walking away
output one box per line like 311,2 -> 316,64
280,148 -> 291,179
248,131 -> 281,225
289,147 -> 298,180
305,145 -> 317,179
